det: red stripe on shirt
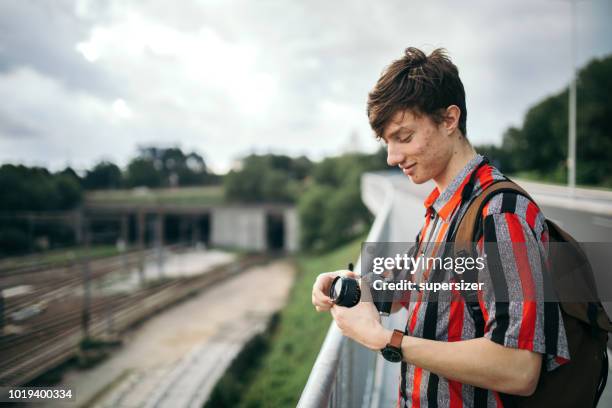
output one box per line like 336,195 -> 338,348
412,366 -> 422,408
482,201 -> 491,217
477,165 -> 494,191
494,391 -> 504,407
476,235 -> 490,325
448,298 -> 465,408
409,292 -> 423,334
506,213 -> 537,349
448,297 -> 464,341
525,201 -> 538,231
438,185 -> 466,220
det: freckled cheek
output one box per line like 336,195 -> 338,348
417,151 -> 438,178
410,143 -> 426,158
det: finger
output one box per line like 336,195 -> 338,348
312,285 -> 328,302
312,283 -> 331,303
313,278 -> 335,304
313,274 -> 333,295
313,290 -> 334,309
312,299 -> 331,309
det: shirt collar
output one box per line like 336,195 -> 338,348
423,154 -> 484,221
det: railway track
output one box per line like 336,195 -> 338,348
0,244 -> 186,278
0,251 -> 268,387
1,245 -> 187,318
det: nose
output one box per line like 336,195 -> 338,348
386,142 -> 404,167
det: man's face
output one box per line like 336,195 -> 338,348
381,109 -> 454,184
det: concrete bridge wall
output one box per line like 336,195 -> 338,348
83,203 -> 300,253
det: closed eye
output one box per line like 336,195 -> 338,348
399,133 -> 414,143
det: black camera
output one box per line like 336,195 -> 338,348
329,275 -> 361,307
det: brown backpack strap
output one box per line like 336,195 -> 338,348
453,180 -> 534,258
451,179 -> 536,343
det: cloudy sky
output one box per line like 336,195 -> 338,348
0,0 -> 610,174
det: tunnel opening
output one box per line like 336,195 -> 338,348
266,213 -> 285,251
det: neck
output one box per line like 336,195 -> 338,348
433,138 -> 477,193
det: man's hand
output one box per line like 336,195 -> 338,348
330,301 -> 390,350
311,270 -> 359,312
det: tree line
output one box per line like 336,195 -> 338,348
223,150 -> 389,251
478,54 -> 612,187
0,147 -> 219,210
1,54 -> 610,255
82,147 -> 219,190
0,147 -> 219,255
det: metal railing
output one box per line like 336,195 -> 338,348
297,173 -> 396,408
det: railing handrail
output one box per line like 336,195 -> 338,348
297,172 -> 395,408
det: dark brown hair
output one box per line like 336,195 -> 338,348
367,47 -> 467,139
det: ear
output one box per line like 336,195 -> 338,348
443,105 -> 461,134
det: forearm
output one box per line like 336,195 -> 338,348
398,334 -> 541,396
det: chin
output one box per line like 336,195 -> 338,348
408,175 -> 424,184
408,173 -> 431,185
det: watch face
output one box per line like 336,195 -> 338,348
382,347 -> 402,363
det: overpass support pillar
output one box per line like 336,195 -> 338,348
155,212 -> 165,278
137,211 -> 146,286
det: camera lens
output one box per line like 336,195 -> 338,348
329,276 -> 361,308
333,278 -> 343,298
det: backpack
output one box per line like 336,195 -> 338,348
450,177 -> 612,408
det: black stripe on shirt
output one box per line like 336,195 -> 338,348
542,255 -> 559,356
426,373 -> 439,408
423,269 -> 442,407
423,305 -> 439,407
483,213 -> 510,345
500,192 -> 517,214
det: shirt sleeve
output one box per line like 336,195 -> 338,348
476,194 -> 570,371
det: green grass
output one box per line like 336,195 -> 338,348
205,236 -> 363,408
85,185 -> 225,206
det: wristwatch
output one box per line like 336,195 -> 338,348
381,329 -> 404,362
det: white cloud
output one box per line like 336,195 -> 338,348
111,98 -> 132,121
0,66 -> 156,169
0,0 -> 610,173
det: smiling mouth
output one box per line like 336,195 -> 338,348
401,163 -> 416,175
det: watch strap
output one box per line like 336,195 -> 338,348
389,329 -> 404,349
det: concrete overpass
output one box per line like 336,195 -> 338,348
82,202 -> 300,253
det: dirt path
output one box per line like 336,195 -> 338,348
41,258 -> 296,408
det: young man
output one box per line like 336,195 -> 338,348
311,47 -> 570,407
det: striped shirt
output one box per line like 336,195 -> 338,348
399,154 -> 570,408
